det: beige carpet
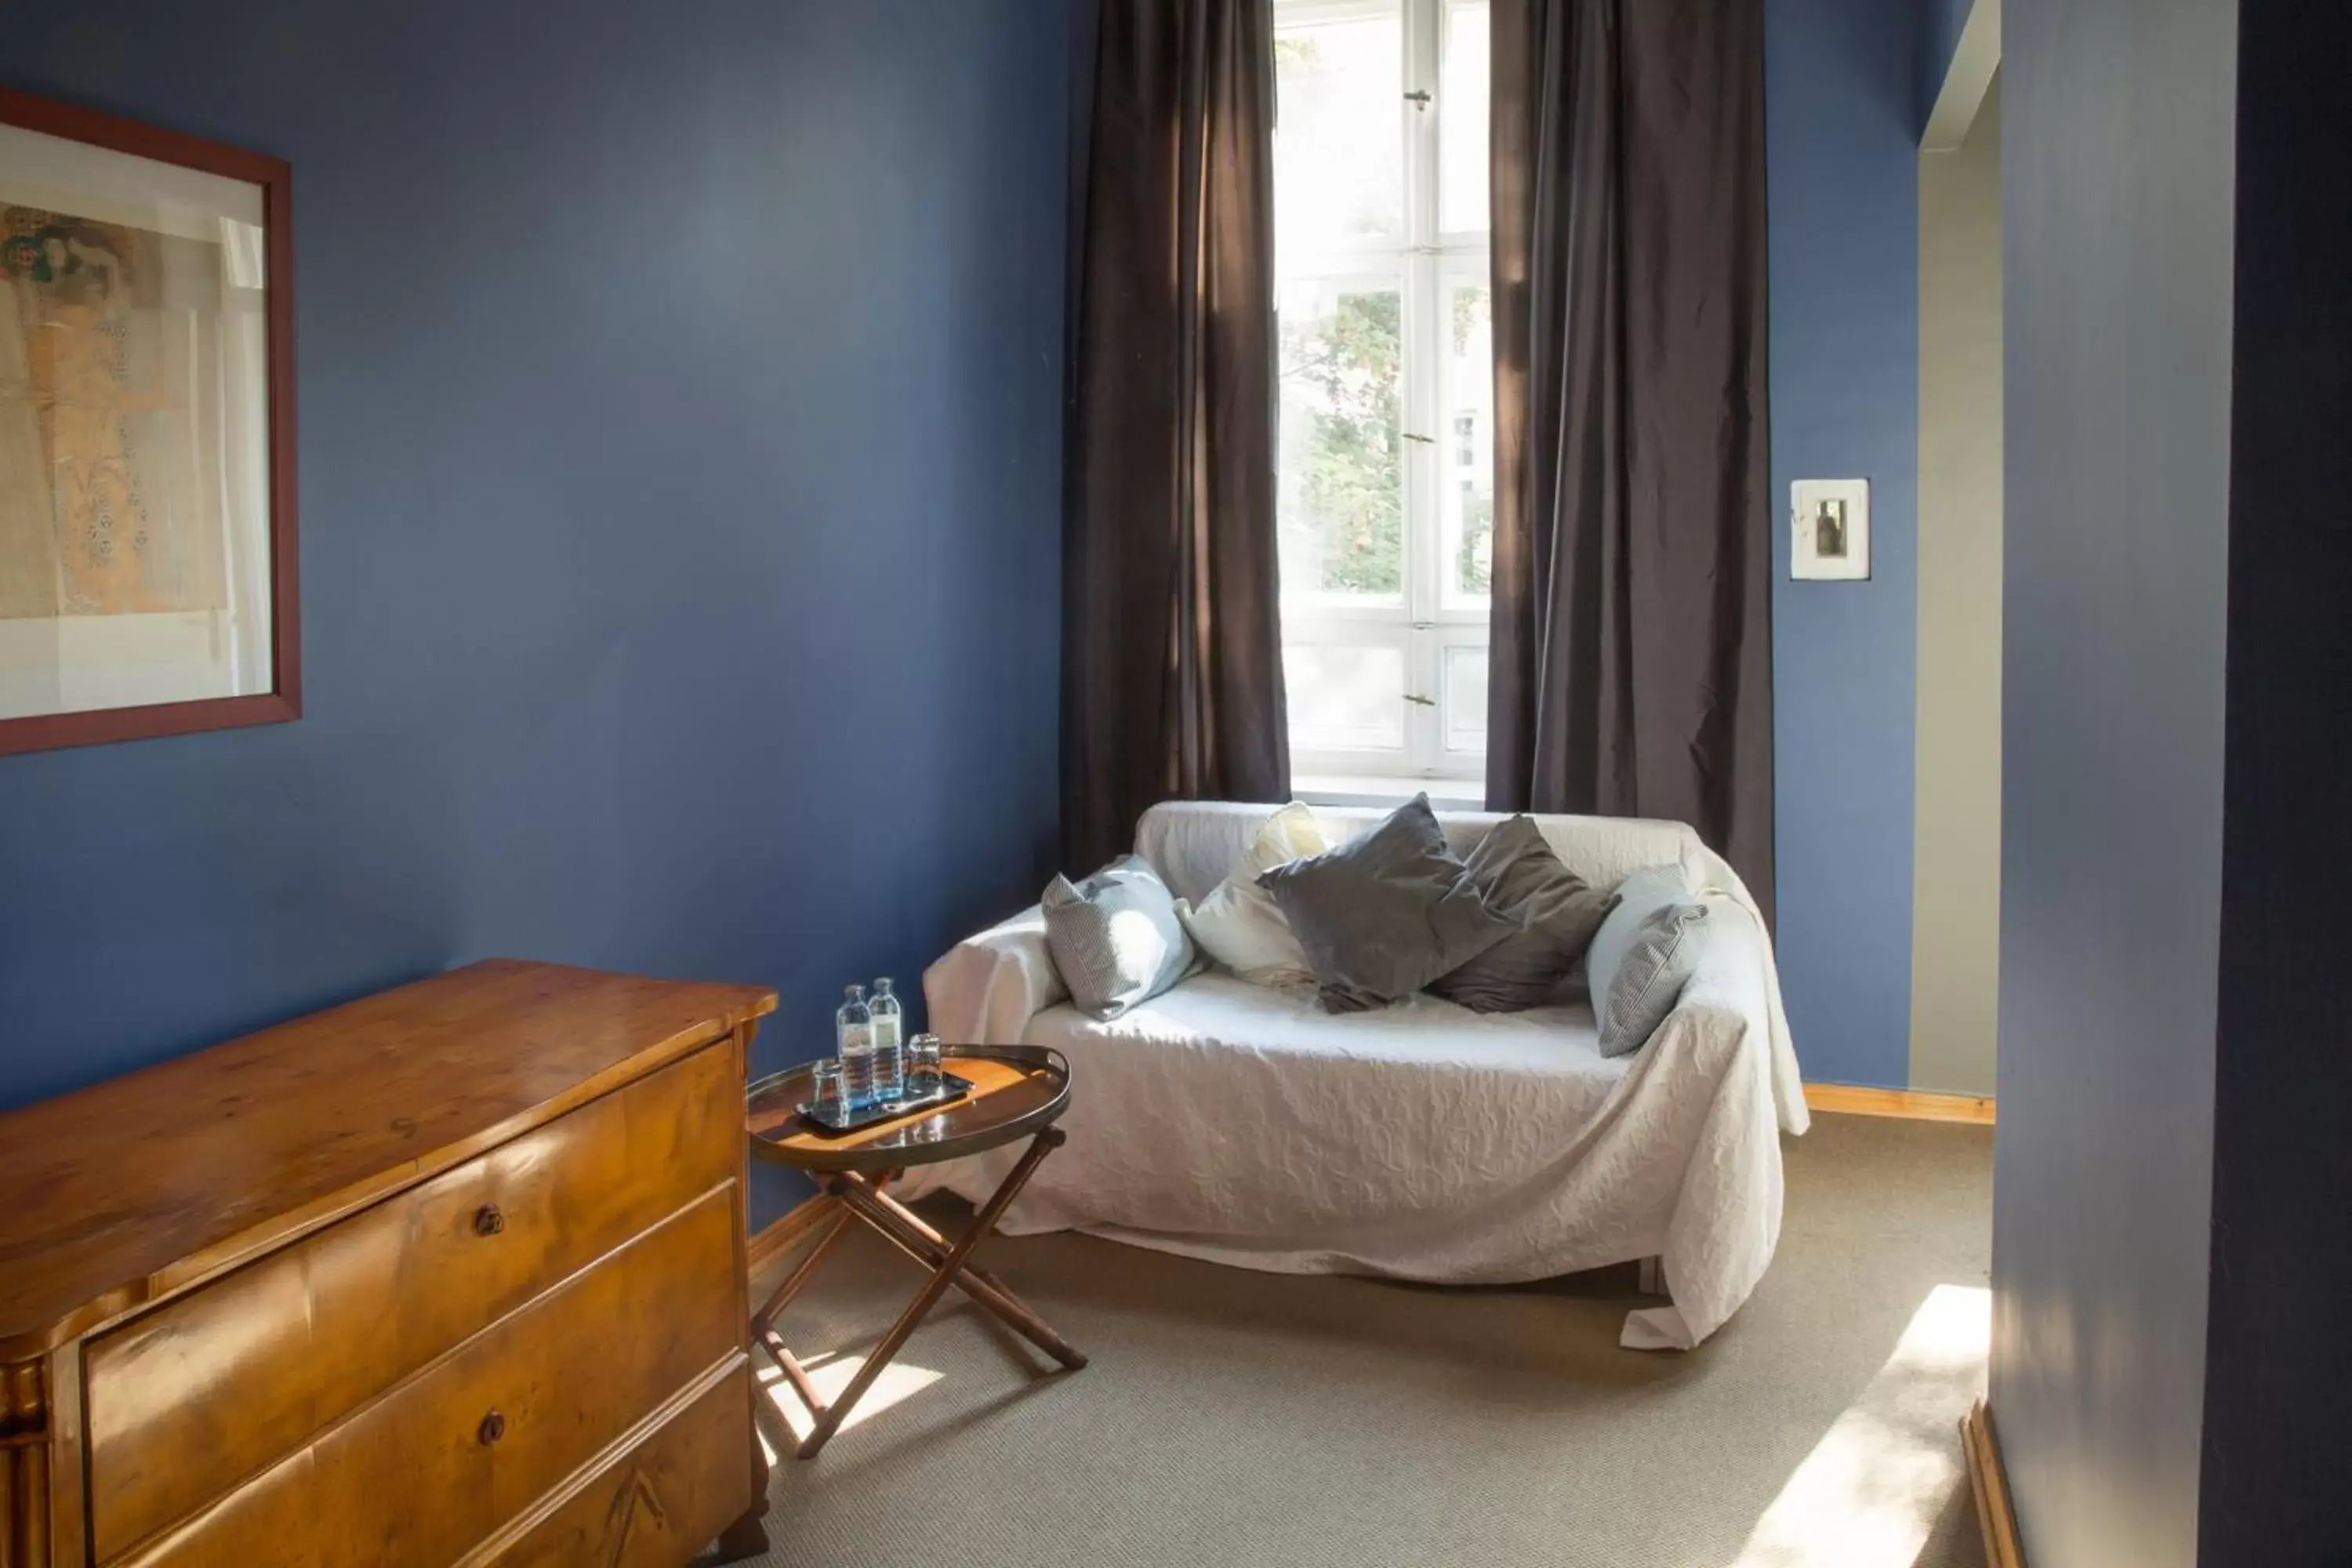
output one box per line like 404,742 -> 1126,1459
734,1113 -> 1991,1568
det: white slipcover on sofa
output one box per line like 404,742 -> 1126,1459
905,800 -> 1809,1349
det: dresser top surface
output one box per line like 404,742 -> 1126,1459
0,959 -> 777,1359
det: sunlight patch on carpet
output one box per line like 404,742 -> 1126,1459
757,1351 -> 946,1446
1726,1284 -> 1989,1567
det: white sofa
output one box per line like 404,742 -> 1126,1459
906,800 -> 1809,1349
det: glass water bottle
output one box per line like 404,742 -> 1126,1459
869,978 -> 905,1102
836,984 -> 875,1106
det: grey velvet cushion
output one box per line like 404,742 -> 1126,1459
1585,865 -> 1710,1057
1041,855 -> 1197,1020
1257,794 -> 1516,1013
1429,815 -> 1622,1013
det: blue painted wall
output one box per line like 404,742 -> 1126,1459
0,0 -> 1073,1220
1992,1 -> 2234,1559
1765,0 -> 1925,1088
0,0 -> 1947,1125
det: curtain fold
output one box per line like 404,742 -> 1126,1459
1486,0 -> 1776,922
1064,0 -> 1289,875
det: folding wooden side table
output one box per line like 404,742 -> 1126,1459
743,1046 -> 1087,1457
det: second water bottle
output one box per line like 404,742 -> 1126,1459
869,977 -> 904,1102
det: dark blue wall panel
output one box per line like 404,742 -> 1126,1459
2201,0 -> 2352,1559
0,0 -> 1072,1221
1765,0 -> 1923,1088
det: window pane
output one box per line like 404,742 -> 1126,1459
1439,1 -> 1491,235
1443,642 -> 1489,753
1285,641 -> 1408,752
1440,281 -> 1494,604
1279,278 -> 1406,601
1275,5 -> 1404,254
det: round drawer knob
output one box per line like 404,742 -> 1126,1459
473,1203 -> 506,1236
478,1409 -> 506,1446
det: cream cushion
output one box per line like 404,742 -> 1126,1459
1176,801 -> 1330,985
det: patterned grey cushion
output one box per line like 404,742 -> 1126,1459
1257,794 -> 1517,1014
1430,815 -> 1622,1013
1585,866 -> 1710,1058
1041,855 -> 1198,1020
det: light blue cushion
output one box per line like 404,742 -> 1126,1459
1585,866 -> 1709,1058
1041,855 -> 1198,1020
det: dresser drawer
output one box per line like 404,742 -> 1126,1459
85,1039 -> 740,1563
113,1181 -> 742,1568
471,1363 -> 755,1568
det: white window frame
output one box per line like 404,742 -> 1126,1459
1276,0 -> 1490,789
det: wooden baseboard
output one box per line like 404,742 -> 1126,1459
1962,1398 -> 2026,1567
745,1196 -> 837,1278
1804,1081 -> 1995,1124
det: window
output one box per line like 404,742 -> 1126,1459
1275,0 -> 1491,786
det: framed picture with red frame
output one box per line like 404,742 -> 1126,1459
0,86 -> 296,757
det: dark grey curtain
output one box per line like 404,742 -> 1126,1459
1064,0 -> 1289,873
1486,0 -> 1775,920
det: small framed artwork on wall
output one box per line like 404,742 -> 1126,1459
0,87 -> 296,757
1790,477 -> 1871,582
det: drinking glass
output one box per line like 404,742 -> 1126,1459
809,1058 -> 848,1122
907,1033 -> 944,1094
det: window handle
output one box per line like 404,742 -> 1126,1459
1405,694 -> 1437,707
1401,432 -> 1435,445
1405,90 -> 1432,108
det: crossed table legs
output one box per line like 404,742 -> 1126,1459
750,1127 -> 1088,1458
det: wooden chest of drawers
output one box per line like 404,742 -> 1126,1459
0,960 -> 778,1568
